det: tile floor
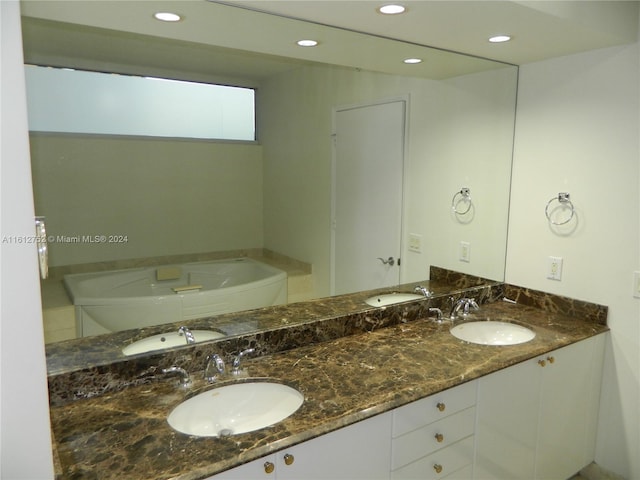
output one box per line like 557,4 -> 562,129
569,463 -> 626,480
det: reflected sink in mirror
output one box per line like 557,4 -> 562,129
450,321 -> 536,346
365,293 -> 424,307
122,330 -> 225,356
167,382 -> 304,437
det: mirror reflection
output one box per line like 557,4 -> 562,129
21,1 -> 517,363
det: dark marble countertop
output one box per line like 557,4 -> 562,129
50,299 -> 608,480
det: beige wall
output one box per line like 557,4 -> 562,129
259,63 -> 517,296
30,134 -> 263,266
507,44 -> 640,479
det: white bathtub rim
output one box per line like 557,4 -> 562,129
64,258 -> 286,306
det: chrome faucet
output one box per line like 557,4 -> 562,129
162,366 -> 192,388
450,297 -> 479,319
178,326 -> 196,344
428,307 -> 444,323
204,354 -> 226,382
232,348 -> 255,375
414,285 -> 432,297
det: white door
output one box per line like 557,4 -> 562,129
332,100 -> 405,295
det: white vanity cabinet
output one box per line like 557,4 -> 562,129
211,410 -> 393,480
475,333 -> 606,480
209,334 -> 606,480
391,380 -> 477,480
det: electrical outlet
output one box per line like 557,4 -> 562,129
408,233 -> 422,253
633,271 -> 640,299
547,256 -> 563,281
459,241 -> 471,263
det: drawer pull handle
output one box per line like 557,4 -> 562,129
434,463 -> 443,474
547,356 -> 555,364
436,402 -> 446,412
283,454 -> 294,466
264,462 -> 275,474
435,433 -> 444,443
538,359 -> 546,367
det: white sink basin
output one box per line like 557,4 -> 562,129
450,321 -> 536,346
167,382 -> 304,437
365,293 -> 423,307
122,330 -> 225,356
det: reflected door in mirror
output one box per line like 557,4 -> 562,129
332,100 -> 405,295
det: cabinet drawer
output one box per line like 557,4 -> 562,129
392,407 -> 475,470
443,463 -> 472,480
391,436 -> 474,480
393,381 -> 476,438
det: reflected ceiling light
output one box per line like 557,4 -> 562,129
378,4 -> 406,15
154,12 -> 182,22
297,39 -> 319,47
489,35 -> 511,43
403,58 -> 423,64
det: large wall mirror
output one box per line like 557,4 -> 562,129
21,1 -> 518,367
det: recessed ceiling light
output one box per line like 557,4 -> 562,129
489,35 -> 511,43
403,58 -> 423,64
378,4 -> 406,15
154,12 -> 182,22
297,39 -> 319,47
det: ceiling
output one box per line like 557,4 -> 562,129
20,1 -> 639,82
230,1 -> 640,65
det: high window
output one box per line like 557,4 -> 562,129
24,65 -> 256,141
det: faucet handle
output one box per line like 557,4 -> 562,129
450,297 -> 480,319
204,354 -> 225,382
178,326 -> 196,344
428,307 -> 444,323
162,366 -> 192,388
232,348 -> 255,375
462,298 -> 479,315
414,285 -> 432,297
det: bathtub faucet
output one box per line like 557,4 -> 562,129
178,326 -> 196,344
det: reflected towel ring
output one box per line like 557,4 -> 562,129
35,216 -> 48,280
451,188 -> 472,215
545,192 -> 574,225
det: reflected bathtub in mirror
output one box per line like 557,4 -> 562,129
64,258 -> 287,337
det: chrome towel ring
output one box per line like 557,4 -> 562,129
545,192 -> 574,225
451,188 -> 472,215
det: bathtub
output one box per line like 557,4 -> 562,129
64,258 -> 287,337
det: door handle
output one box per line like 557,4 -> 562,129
377,256 -> 395,266
35,216 -> 48,279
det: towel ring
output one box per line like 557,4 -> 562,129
545,192 -> 574,225
451,188 -> 472,215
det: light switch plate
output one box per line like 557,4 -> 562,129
459,241 -> 470,263
633,271 -> 640,299
408,233 -> 422,253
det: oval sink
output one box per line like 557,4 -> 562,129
365,293 -> 423,307
450,321 -> 535,346
167,382 -> 304,437
122,329 -> 225,356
